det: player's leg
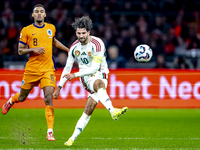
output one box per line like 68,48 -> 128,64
2,88 -> 32,115
2,73 -> 39,115
64,95 -> 98,146
93,79 -> 128,121
41,72 -> 56,141
43,85 -> 55,141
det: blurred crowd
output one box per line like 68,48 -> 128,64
1,0 -> 200,69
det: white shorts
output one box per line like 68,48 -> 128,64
79,71 -> 108,103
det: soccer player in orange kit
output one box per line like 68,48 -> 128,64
2,4 -> 69,141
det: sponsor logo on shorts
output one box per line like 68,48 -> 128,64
50,74 -> 54,82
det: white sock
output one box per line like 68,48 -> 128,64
70,112 -> 91,141
47,128 -> 53,133
96,88 -> 115,114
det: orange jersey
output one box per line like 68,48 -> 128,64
19,22 -> 56,74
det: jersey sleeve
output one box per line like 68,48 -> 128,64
58,46 -> 76,87
93,39 -> 105,58
19,27 -> 28,45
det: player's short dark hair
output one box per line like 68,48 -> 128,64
71,16 -> 93,31
33,4 -> 45,12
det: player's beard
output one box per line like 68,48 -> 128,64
79,35 -> 88,44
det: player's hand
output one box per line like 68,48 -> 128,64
32,47 -> 46,54
53,88 -> 60,99
63,73 -> 76,81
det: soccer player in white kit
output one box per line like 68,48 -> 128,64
53,16 -> 128,146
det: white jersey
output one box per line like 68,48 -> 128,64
59,36 -> 109,87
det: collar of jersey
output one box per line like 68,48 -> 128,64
33,23 -> 45,28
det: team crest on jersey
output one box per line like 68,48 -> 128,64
88,51 -> 91,56
75,50 -> 80,56
47,29 -> 52,36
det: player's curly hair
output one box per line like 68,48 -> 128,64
71,16 -> 93,31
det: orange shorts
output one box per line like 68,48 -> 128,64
21,71 -> 56,89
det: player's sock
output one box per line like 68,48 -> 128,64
10,93 -> 20,104
45,105 -> 54,132
47,128 -> 53,133
96,88 -> 115,114
70,112 -> 91,141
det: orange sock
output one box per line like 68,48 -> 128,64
45,105 -> 54,130
11,93 -> 20,104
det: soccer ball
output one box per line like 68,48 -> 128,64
134,44 -> 153,63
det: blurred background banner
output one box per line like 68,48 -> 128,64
1,69 -> 200,108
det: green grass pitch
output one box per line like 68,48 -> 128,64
0,108 -> 200,149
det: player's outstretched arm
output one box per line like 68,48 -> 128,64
18,43 -> 46,55
53,37 -> 69,52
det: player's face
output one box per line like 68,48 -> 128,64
32,7 -> 46,23
76,28 -> 90,44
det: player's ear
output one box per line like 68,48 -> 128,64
44,13 -> 46,18
32,13 -> 34,18
88,31 -> 90,35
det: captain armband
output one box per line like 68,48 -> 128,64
93,55 -> 102,64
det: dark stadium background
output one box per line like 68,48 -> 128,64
1,0 -> 200,69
